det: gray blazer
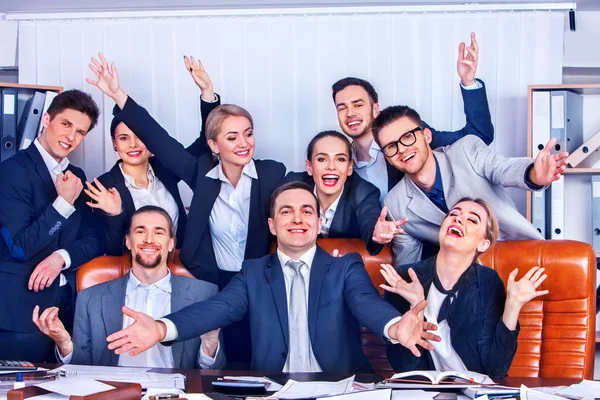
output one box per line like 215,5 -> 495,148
384,135 -> 544,266
70,273 -> 226,369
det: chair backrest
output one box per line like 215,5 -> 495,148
77,238 -> 596,379
76,251 -> 193,292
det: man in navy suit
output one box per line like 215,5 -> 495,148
105,181 -> 440,373
0,90 -> 103,362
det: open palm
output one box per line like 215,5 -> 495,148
506,266 -> 549,307
86,52 -> 122,99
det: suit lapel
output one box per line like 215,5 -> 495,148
329,181 -> 351,236
26,145 -> 57,196
101,277 -> 128,366
244,176 -> 262,257
386,158 -> 404,192
265,254 -> 289,349
170,276 -> 193,367
185,175 -> 220,253
405,178 -> 446,226
307,247 -> 331,343
448,267 -> 478,332
435,151 -> 462,208
109,163 -> 136,215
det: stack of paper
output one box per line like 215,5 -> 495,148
273,376 -> 355,399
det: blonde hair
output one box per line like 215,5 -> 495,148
450,197 -> 499,253
205,104 -> 254,143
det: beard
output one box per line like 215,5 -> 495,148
135,252 -> 162,269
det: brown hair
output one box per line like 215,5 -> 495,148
269,181 -> 320,218
372,105 -> 424,147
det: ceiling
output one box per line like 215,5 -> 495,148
0,0 -> 598,14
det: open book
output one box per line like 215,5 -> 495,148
387,370 -> 495,385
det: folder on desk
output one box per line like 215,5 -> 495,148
1,88 -> 19,162
532,91 -> 551,237
567,129 -> 600,168
550,90 -> 583,154
546,175 -> 565,240
17,91 -> 46,150
7,380 -> 142,400
592,176 -> 600,253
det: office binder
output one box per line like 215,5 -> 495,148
531,91 -> 551,236
567,129 -> 600,168
549,90 -> 583,154
7,380 -> 142,400
1,88 -> 19,162
592,176 -> 600,253
17,91 -> 46,150
37,91 -> 58,136
546,175 -> 565,240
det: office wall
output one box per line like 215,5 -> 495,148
16,10 -> 564,211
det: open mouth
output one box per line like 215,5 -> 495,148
127,151 -> 142,157
235,149 -> 251,157
58,141 -> 72,150
346,119 -> 362,129
288,228 -> 307,234
447,225 -> 464,238
321,174 -> 340,187
401,152 -> 416,162
138,245 -> 160,254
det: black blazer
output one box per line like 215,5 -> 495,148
0,145 -> 102,332
385,256 -> 519,378
285,171 -> 383,255
113,96 -> 286,285
385,79 -> 495,191
96,157 -> 188,255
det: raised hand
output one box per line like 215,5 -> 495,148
200,328 -> 220,358
32,305 -> 73,357
528,138 -> 569,186
507,266 -> 549,307
457,32 -> 479,86
86,52 -> 128,109
380,265 -> 425,308
28,252 -> 65,292
389,300 -> 440,357
372,206 -> 408,244
56,170 -> 83,205
84,178 -> 122,216
184,56 -> 215,102
107,306 -> 166,356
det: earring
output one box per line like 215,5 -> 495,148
113,147 -> 117,151
215,150 -> 219,155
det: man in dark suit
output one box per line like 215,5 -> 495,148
332,33 -> 494,202
32,206 -> 225,369
0,90 -> 103,362
105,181 -> 440,373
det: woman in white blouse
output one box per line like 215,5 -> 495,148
381,198 -> 549,378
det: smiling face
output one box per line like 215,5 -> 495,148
268,188 -> 321,258
112,122 -> 151,167
38,109 -> 92,161
335,85 -> 380,140
126,211 -> 175,270
306,135 -> 352,201
377,116 -> 432,176
208,115 -> 255,168
439,200 -> 492,255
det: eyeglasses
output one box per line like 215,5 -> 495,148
380,127 -> 423,157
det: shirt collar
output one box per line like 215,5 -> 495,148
277,245 -> 317,271
351,140 -> 382,168
120,163 -> 156,189
431,155 -> 444,194
34,138 -> 70,175
314,186 -> 344,215
205,159 -> 258,183
126,269 -> 172,295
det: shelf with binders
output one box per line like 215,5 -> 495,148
526,83 -> 600,257
0,82 -> 63,163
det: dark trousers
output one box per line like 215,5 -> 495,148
0,282 -> 75,362
219,269 -> 252,370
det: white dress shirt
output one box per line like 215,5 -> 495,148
353,81 -> 483,204
33,139 -> 75,286
205,160 -> 257,272
58,270 -> 217,368
119,164 -> 179,231
315,187 -> 343,237
424,284 -> 468,372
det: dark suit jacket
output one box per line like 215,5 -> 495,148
285,171 -> 383,255
112,96 -> 285,285
385,257 -> 519,378
0,145 -> 102,332
385,79 -> 495,191
166,246 -> 401,373
71,272 -> 225,368
96,158 -> 188,255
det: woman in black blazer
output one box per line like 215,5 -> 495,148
87,53 -> 285,368
381,198 -> 549,378
286,130 -> 405,255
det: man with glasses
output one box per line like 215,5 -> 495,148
332,33 -> 494,204
372,105 -> 568,265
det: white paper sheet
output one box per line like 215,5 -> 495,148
391,390 -> 440,400
36,377 -> 114,397
49,364 -> 150,376
555,379 -> 600,399
325,388 -> 393,400
0,367 -> 49,375
274,376 -> 355,399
